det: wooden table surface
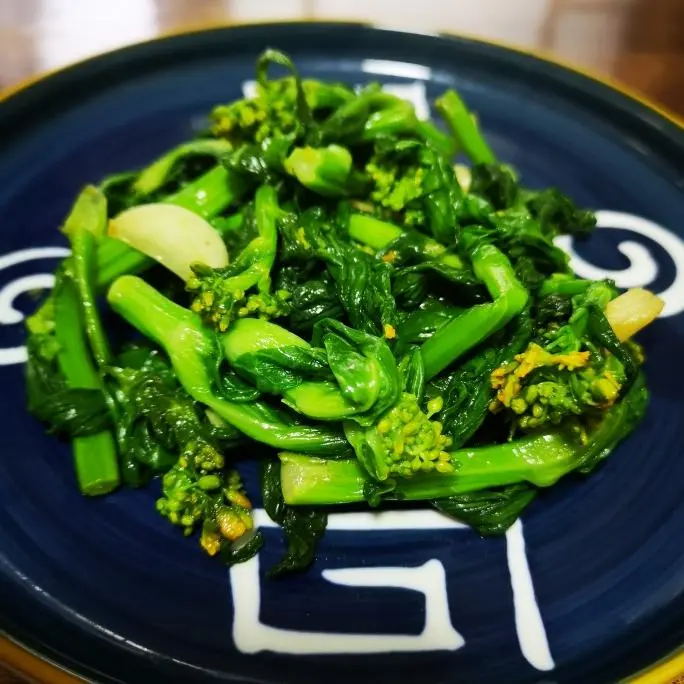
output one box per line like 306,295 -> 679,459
1,0 -> 683,682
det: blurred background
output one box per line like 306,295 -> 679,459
0,0 -> 683,115
0,1 -> 683,683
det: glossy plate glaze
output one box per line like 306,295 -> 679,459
1,22 -> 683,684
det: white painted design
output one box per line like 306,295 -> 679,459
231,554 -> 463,655
382,82 -> 430,120
556,210 -> 684,318
242,80 -> 258,100
0,275 -> 57,326
506,520 -> 555,671
361,60 -> 432,82
253,507 -> 467,530
0,247 -> 70,272
232,508 -> 553,668
0,247 -> 70,366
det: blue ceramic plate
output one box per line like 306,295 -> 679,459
1,22 -> 683,684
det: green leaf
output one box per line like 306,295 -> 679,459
587,305 -> 639,392
433,484 -> 537,535
261,460 -> 328,577
440,308 -> 532,448
219,530 -> 265,567
28,386 -> 111,437
313,318 -> 402,425
469,163 -> 519,210
257,49 -> 313,131
231,345 -> 330,395
398,348 -> 425,400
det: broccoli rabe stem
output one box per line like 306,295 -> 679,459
107,275 -> 349,455
421,242 -> 528,379
61,187 -> 112,367
53,277 -> 120,495
165,165 -> 249,219
538,275 -> 593,298
347,214 -> 464,270
321,89 -> 455,157
435,90 -> 496,165
279,432 -> 575,505
133,139 -> 233,196
186,184 -> 282,331
362,103 -> 456,157
220,318 -> 379,421
285,145 -> 367,197
95,165 -> 248,288
280,373 -> 648,505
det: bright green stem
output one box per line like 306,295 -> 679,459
107,276 -> 348,455
280,453 -> 368,504
221,318 -> 309,359
281,373 -> 648,505
415,120 -> 458,157
96,236 -> 153,288
220,319 -> 358,421
284,145 -> 359,198
71,433 -> 120,496
95,166 -> 247,288
279,431 -> 574,505
205,185 -> 279,300
252,184 -> 279,280
420,242 -> 528,379
133,139 -> 233,195
53,278 -> 119,495
435,90 -> 496,165
348,214 -> 401,250
62,187 -> 112,367
165,165 -> 248,219
539,276 -> 592,297
348,214 -> 464,269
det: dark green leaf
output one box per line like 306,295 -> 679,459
587,305 -> 638,391
257,49 -> 313,131
281,274 -> 345,333
261,460 -> 328,577
433,484 -> 537,535
470,163 -> 519,210
231,345 -> 330,395
398,348 -> 425,400
219,530 -> 265,566
526,188 -> 596,239
440,308 -> 532,448
313,319 -> 402,424
29,387 -> 111,437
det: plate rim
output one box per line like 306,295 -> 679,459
0,18 -> 682,684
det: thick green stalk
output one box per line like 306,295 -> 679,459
415,120 -> 458,157
107,276 -> 349,455
280,373 -> 647,505
435,90 -> 496,165
220,318 -> 363,421
285,145 -> 364,197
279,431 -> 574,505
420,242 -> 528,379
165,165 -> 248,219
539,276 -> 592,297
362,106 -> 456,157
61,187 -> 112,367
133,139 -> 233,195
53,277 -> 119,495
348,214 -> 464,269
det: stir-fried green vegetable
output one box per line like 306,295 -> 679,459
25,49 -> 661,575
